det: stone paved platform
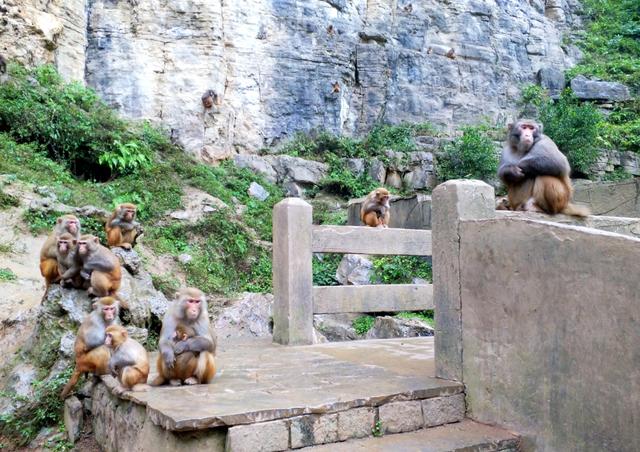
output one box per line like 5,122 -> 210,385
116,337 -> 461,431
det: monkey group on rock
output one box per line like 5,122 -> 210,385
38,205 -> 217,398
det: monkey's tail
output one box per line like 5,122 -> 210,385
562,203 -> 590,218
195,352 -> 216,383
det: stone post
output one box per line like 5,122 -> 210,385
432,180 -> 495,381
272,198 -> 314,345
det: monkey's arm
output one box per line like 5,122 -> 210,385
60,263 -> 81,280
109,353 -> 136,374
518,139 -> 570,177
498,148 -> 525,183
174,335 -> 215,354
83,323 -> 105,350
158,318 -> 177,368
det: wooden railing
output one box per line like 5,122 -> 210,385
272,198 -> 432,345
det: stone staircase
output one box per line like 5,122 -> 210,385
88,337 -> 519,451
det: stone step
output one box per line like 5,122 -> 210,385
302,419 -> 520,452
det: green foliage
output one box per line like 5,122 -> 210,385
602,168 -> 634,182
371,420 -> 384,437
353,315 -> 375,335
0,368 -> 72,445
312,254 -> 343,286
567,0 -> 640,90
319,154 -> 380,198
23,209 -> 106,242
0,64 -> 161,180
436,126 -> 499,182
600,100 -> 640,154
520,86 -> 603,175
371,256 -> 432,284
396,310 -> 435,327
0,189 -> 19,209
98,139 -> 153,175
151,273 -> 181,297
0,267 -> 17,281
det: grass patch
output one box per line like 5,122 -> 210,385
0,190 -> 19,209
352,315 -> 375,335
396,310 -> 435,328
0,267 -> 17,281
602,168 -> 634,182
312,254 -> 343,286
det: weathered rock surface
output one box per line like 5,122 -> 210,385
314,313 -> 361,341
169,186 -> 228,223
64,396 -> 84,443
214,292 -> 274,339
335,254 -> 373,285
366,316 -> 435,339
112,247 -> 142,275
570,75 -> 631,102
573,179 -> 640,218
3,0 -> 582,157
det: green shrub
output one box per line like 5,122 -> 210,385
602,168 -> 634,182
436,126 -> 499,182
0,64 -> 157,179
0,268 -> 17,281
312,254 -> 342,286
371,256 -> 432,284
0,190 -> 19,209
318,154 -> 380,198
520,86 -> 603,175
353,315 -> 375,335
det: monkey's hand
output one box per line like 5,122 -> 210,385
80,270 -> 91,280
501,165 -> 525,183
162,349 -> 175,369
174,341 -> 188,355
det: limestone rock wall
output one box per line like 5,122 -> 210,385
2,0 -> 583,158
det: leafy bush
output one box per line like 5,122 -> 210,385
602,168 -> 634,182
353,315 -> 375,335
436,126 -> 499,182
312,254 -> 343,286
520,86 -> 603,175
0,64 -> 156,179
371,256 -> 432,284
0,268 -> 17,281
567,0 -> 640,90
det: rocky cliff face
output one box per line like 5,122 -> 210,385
2,0 -> 582,159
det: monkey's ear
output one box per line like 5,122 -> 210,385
92,301 -> 99,310
537,122 -> 543,134
57,217 -> 63,224
93,237 -> 99,244
507,123 -> 513,131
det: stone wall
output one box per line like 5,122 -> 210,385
573,179 -> 640,218
455,215 -> 640,450
1,0 -> 583,158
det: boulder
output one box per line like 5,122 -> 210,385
570,75 -> 631,102
64,396 -> 84,443
214,292 -> 274,339
248,181 -> 270,201
536,67 -> 565,98
335,254 -> 373,286
112,247 -> 142,275
365,316 -> 434,339
314,313 -> 361,342
233,154 -> 278,183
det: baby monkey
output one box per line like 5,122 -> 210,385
105,325 -> 149,394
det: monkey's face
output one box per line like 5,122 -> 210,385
184,297 -> 202,320
121,207 -> 136,221
77,240 -> 89,255
105,332 -> 113,347
57,239 -> 71,254
61,217 -> 79,235
102,304 -> 116,321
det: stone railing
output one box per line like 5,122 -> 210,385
272,198 -> 433,345
432,179 -> 640,451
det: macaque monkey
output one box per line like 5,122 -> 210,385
39,215 -> 81,288
498,120 -> 589,217
104,325 -> 149,393
360,188 -> 391,228
76,235 -> 122,298
61,297 -> 120,398
152,288 -> 216,386
55,233 -> 82,288
201,90 -> 219,109
106,203 -> 141,249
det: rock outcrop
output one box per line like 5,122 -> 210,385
3,0 -> 583,157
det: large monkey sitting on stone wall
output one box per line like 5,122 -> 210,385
498,120 -> 589,217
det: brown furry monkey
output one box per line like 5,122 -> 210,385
106,203 -> 141,249
76,235 -> 122,298
40,215 -> 80,288
498,120 -> 589,217
360,188 -> 391,228
105,325 -> 150,393
60,297 -> 120,398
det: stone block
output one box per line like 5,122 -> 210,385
272,198 -> 314,345
290,414 -> 338,448
64,396 -> 84,443
570,75 -> 631,102
422,394 -> 465,427
432,180 -> 495,382
226,420 -> 289,452
337,407 -> 376,440
378,401 -> 423,434
536,67 -> 565,98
